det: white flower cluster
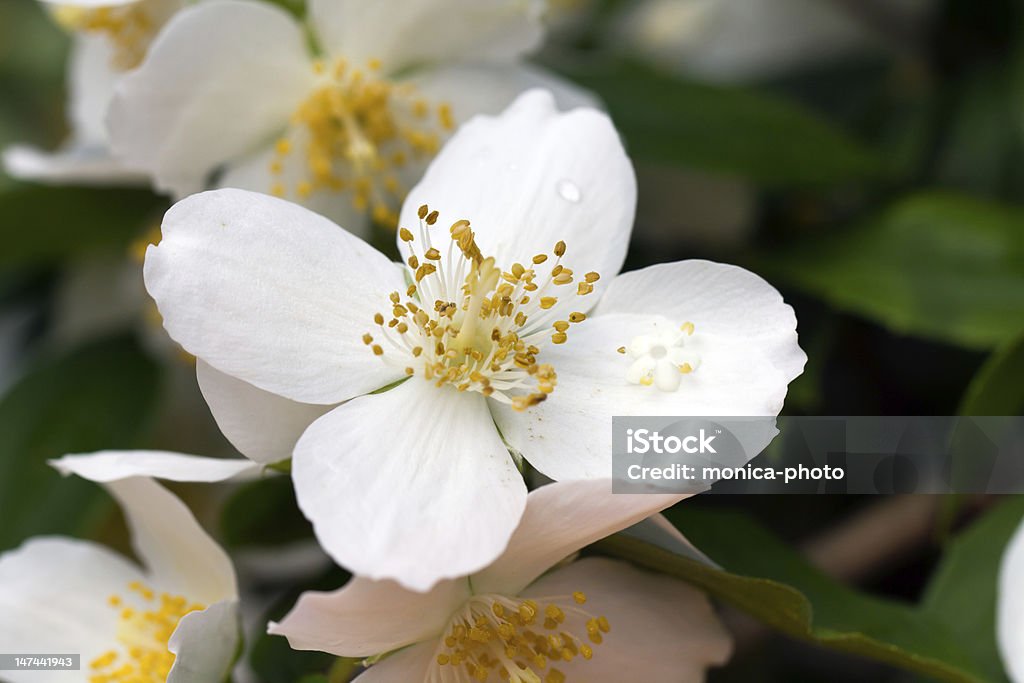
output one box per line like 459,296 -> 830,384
0,2 -> 810,682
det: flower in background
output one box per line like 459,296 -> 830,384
3,0 -> 186,184
0,450 -> 258,682
144,90 -> 804,591
107,0 -> 592,233
999,516 -> 1024,682
270,479 -> 732,682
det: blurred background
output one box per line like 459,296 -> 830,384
1,0 -> 1023,681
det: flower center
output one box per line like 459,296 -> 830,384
617,321 -> 701,392
88,581 -> 205,683
432,592 -> 610,683
366,205 -> 599,411
53,4 -> 156,70
270,58 -> 455,226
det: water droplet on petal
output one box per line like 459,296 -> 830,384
557,179 -> 581,203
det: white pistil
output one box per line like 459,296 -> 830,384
619,321 -> 701,392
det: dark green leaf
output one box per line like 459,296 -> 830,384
0,335 -> 160,550
959,332 -> 1024,415
596,507 -> 990,682
221,475 -> 314,549
755,193 -> 1024,349
559,60 -> 883,186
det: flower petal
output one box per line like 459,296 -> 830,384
2,144 -> 146,185
51,450 -> 261,482
270,576 -> 470,657
522,557 -> 732,682
351,642 -> 435,683
196,360 -> 332,465
145,188 -> 407,404
104,477 -> 237,605
999,517 -> 1024,682
0,537 -> 144,681
472,478 -> 687,596
293,378 -> 526,591
309,0 -> 544,72
399,89 -> 635,296
68,34 -> 118,146
107,0 -> 314,197
167,600 -> 240,683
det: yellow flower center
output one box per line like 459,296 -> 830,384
617,321 -> 702,392
432,591 -> 610,683
53,3 -> 156,70
366,205 -> 600,411
88,581 -> 205,683
270,58 -> 455,226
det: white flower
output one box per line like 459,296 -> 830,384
999,516 -> 1024,682
143,90 -> 805,591
0,450 -> 259,683
106,0 -> 593,234
2,0 -> 186,184
270,479 -> 732,683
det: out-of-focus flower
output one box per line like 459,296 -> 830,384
271,478 -> 732,682
3,0 -> 186,184
998,516 -> 1024,682
107,0 -> 592,233
0,450 -> 258,682
143,90 -> 804,591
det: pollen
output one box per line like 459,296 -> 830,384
269,58 -> 455,228
366,205 -> 599,410
89,582 -> 205,683
53,4 -> 156,70
432,592 -> 609,682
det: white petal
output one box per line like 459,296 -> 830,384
473,478 -> 687,596
310,0 -> 543,71
2,144 -> 147,185
107,0 -> 314,197
51,450 -> 261,482
399,89 -> 635,298
0,538 -> 144,681
104,477 -> 237,605
999,517 -> 1024,682
270,576 -> 470,657
145,188 -> 407,404
39,0 -> 147,6
351,642 -> 435,683
593,260 -> 806,383
293,378 -> 526,592
167,600 -> 240,683
522,557 -> 732,682
625,513 -> 715,567
67,34 -> 118,146
196,361 -> 332,465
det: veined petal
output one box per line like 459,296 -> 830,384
399,89 -> 635,298
522,557 -> 732,682
310,0 -> 544,73
351,641 -> 435,682
51,450 -> 261,482
999,518 -> 1024,682
107,0 -> 314,197
197,360 -> 332,465
270,576 -> 470,657
105,477 -> 237,605
472,479 -> 687,596
167,600 -> 240,683
145,189 -> 407,404
293,378 -> 526,592
0,538 -> 144,682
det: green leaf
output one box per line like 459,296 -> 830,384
755,193 -> 1024,349
922,498 -> 1024,683
0,335 -> 160,551
558,60 -> 883,186
221,475 -> 314,549
0,184 -> 166,271
597,507 -> 991,682
959,332 -> 1024,415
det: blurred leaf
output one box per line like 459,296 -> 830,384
959,332 -> 1024,415
0,183 -> 165,271
560,60 -> 883,186
597,507 -> 990,682
0,335 -> 160,551
921,497 -> 1024,683
221,475 -> 314,549
755,193 -> 1024,349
